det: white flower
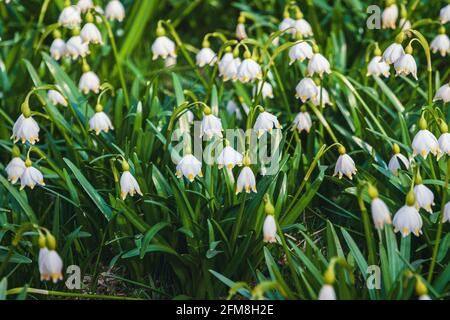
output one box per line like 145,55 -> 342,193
11,114 -> 40,144
440,4 -> 450,24
367,56 -> 390,77
430,34 -> 450,57
294,19 -> 313,37
165,56 -> 177,68
371,198 -> 392,229
289,41 -> 313,64
333,147 -> 357,180
419,295 -> 432,300
388,153 -> 410,175
200,114 -> 223,138
196,47 -> 217,67
438,132 -> 450,158
263,215 -> 277,243
105,0 -> 125,22
279,17 -> 295,35
308,53 -> 331,77
226,100 -> 248,120
77,0 -> 94,13
79,71 -> 100,94
217,145 -> 243,170
38,247 -> 50,281
152,36 -> 176,60
413,184 -> 435,213
236,166 -> 257,194
443,201 -> 450,223
43,250 -> 63,283
89,108 -> 113,135
253,81 -> 274,99
20,160 -> 45,190
237,57 -> 262,83
399,18 -> 411,32
176,154 -> 202,182
412,129 -> 439,159
50,38 -> 66,60
47,89 -> 67,107
394,53 -> 418,80
295,77 -> 318,103
66,36 -> 89,59
120,170 -> 142,200
219,53 -> 240,81
292,111 -> 312,133
80,23 -> 103,45
382,4 -> 398,29
253,111 -> 282,138
58,5 -> 81,29
236,23 -> 247,40
6,157 -> 25,184
393,204 -> 423,237
314,86 -> 332,107
318,285 -> 336,300
433,84 -> 450,103
382,43 -> 404,64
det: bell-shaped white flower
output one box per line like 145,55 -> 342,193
438,131 -> 450,159
48,89 -> 68,107
294,17 -> 313,37
50,38 -> 66,60
440,4 -> 450,24
413,181 -> 435,213
219,54 -> 240,82
120,161 -> 142,200
399,18 -> 411,32
66,36 -> 89,59
77,0 -> 94,13
200,111 -> 223,139
105,0 -> 125,22
289,41 -> 313,64
279,17 -> 295,36
394,45 -> 418,80
237,53 -> 262,83
292,110 -> 312,133
308,50 -> 331,78
38,247 -> 50,281
263,215 -> 277,243
367,56 -> 390,78
434,83 -> 450,103
253,81 -> 274,99
236,157 -> 257,194
236,23 -> 247,40
80,23 -> 103,45
295,77 -> 318,103
58,5 -> 81,29
152,36 -> 176,60
11,113 -> 40,145
6,156 -> 25,184
430,30 -> 450,57
79,70 -> 100,94
226,100 -> 248,120
318,285 -> 336,300
382,4 -> 398,29
165,56 -> 177,68
89,105 -> 113,135
217,144 -> 243,170
382,41 -> 404,65
20,159 -> 45,190
388,153 -> 410,176
176,154 -> 203,182
196,46 -> 217,67
253,110 -> 282,138
412,119 -> 439,159
371,198 -> 392,230
44,250 -> 63,283
393,192 -> 423,237
314,86 -> 332,107
333,146 -> 357,180
443,201 -> 450,223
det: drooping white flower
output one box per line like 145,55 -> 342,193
263,215 -> 277,243
388,153 -> 410,175
430,32 -> 450,57
295,77 -> 318,103
292,111 -> 312,133
38,247 -> 50,281
120,167 -> 143,200
80,23 -> 103,45
394,47 -> 418,80
43,250 -> 63,283
217,145 -> 243,170
105,0 -> 125,22
382,43 -> 404,65
165,56 -> 177,68
77,0 -> 94,13
294,18 -> 313,37
393,195 -> 423,237
399,18 -> 411,32
318,285 -> 336,300
196,47 -> 217,67
236,23 -> 247,40
433,83 -> 450,103
443,201 -> 450,223
50,38 -> 66,60
47,89 -> 68,107
413,184 -> 435,213
371,198 -> 392,230
226,100 -> 248,120
219,52 -> 240,82
58,5 -> 81,29
308,52 -> 331,77
279,17 -> 295,36
367,56 -> 390,78
79,71 -> 100,94
253,81 -> 274,99
314,86 -> 332,107
440,4 -> 450,24
176,154 -> 203,182
200,113 -> 223,139
289,41 -> 313,64
253,111 -> 282,138
6,157 -> 25,184
20,160 -> 45,190
152,36 -> 176,60
236,165 -> 257,194
237,55 -> 262,83
438,132 -> 450,158
66,36 -> 89,59
11,114 -> 40,145
382,4 -> 398,29
412,124 -> 439,159
89,105 -> 113,135
333,146 -> 357,180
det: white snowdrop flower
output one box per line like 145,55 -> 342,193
333,146 -> 357,180
176,154 -> 202,182
77,0 -> 94,13
279,17 -> 295,36
58,5 -> 81,29
295,77 -> 318,103
253,110 -> 282,138
318,285 -> 336,300
44,250 -> 63,283
11,114 -> 40,145
253,81 -> 274,99
308,47 -> 331,77
399,18 -> 411,32
314,86 -> 332,107
393,192 -> 423,237
367,56 -> 390,78
219,54 -> 241,82
443,201 -> 450,223
80,23 -> 103,45
433,83 -> 450,103
438,131 -> 450,159
388,151 -> 410,176
165,56 -> 177,67
413,183 -> 435,213
412,119 -> 439,159
6,151 -> 25,184
440,4 -> 450,24
382,4 -> 398,29
89,105 -> 113,135
292,110 -> 312,133
152,36 -> 176,60
236,156 -> 257,194
289,41 -> 313,64
371,198 -> 392,230
394,45 -> 418,80
217,143 -> 243,170
382,36 -> 405,65
226,100 -> 248,120
50,38 -> 66,60
196,46 -> 217,67
293,10 -> 313,38
235,15 -> 247,40
20,159 -> 45,190
47,89 -> 68,107
105,0 -> 125,22
120,161 -> 142,200
430,27 -> 450,57
79,70 -> 100,94
38,247 -> 49,281
237,53 -> 262,83
200,109 -> 223,139
218,51 -> 233,74
263,215 -> 277,243
66,36 -> 89,60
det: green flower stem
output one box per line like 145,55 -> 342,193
357,183 -> 377,267
309,103 -> 339,144
6,287 -> 143,300
231,193 -> 246,248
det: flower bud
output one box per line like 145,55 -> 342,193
418,117 -> 427,130
440,121 -> 448,134
38,235 -> 46,249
